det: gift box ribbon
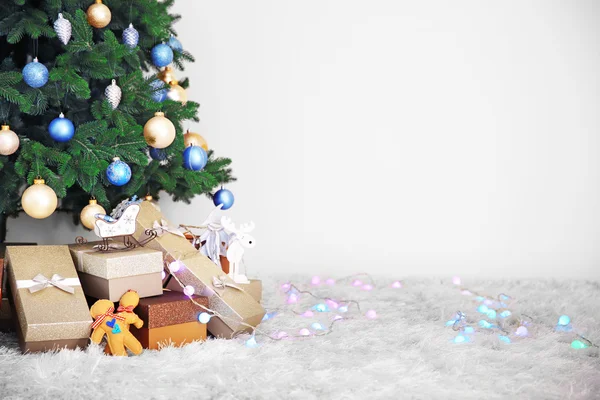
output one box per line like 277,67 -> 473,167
16,273 -> 81,294
211,275 -> 244,295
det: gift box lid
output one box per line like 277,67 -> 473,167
6,246 -> 92,342
69,242 -> 164,279
135,290 -> 209,329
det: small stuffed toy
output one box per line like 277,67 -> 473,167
90,290 -> 144,356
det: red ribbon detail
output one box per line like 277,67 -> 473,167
117,305 -> 135,313
91,306 -> 126,329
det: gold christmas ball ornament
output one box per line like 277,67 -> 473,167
183,130 -> 208,151
167,80 -> 187,105
87,0 -> 111,29
0,125 -> 19,156
80,198 -> 106,230
158,66 -> 176,84
21,178 -> 58,219
143,111 -> 176,149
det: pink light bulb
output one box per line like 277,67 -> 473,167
281,283 -> 291,291
161,270 -> 166,280
333,315 -> 343,321
276,331 -> 288,339
183,285 -> 195,297
311,276 -> 320,285
168,260 -> 183,273
366,310 -> 377,319
299,328 -> 311,336
515,326 -> 528,337
452,276 -> 461,285
301,310 -> 314,317
352,279 -> 363,287
325,278 -> 336,286
461,290 -> 472,296
287,293 -> 298,304
325,299 -> 339,309
391,281 -> 402,289
362,284 -> 373,291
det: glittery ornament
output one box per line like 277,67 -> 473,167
151,43 -> 174,68
168,35 -> 183,52
183,130 -> 208,151
104,79 -> 122,109
0,125 -> 19,156
150,79 -> 167,103
22,58 -> 49,88
157,66 -> 176,84
122,23 -> 139,48
21,178 -> 58,219
54,13 -> 72,45
87,0 -> 111,28
80,198 -> 106,230
106,157 -> 132,186
143,111 -> 176,149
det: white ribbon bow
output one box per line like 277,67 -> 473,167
153,219 -> 185,237
200,223 -> 229,267
17,274 -> 79,294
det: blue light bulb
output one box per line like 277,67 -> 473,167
463,326 -> 475,334
453,335 -> 466,343
313,303 -> 330,312
245,336 -> 259,348
477,305 -> 489,314
498,335 -> 511,343
479,320 -> 492,329
486,310 -> 497,319
558,315 -> 570,326
499,310 -> 512,318
198,312 -> 211,324
311,322 -> 325,331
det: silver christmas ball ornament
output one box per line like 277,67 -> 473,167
105,79 -> 122,109
123,23 -> 139,48
54,13 -> 72,45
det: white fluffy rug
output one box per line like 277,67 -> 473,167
0,275 -> 599,399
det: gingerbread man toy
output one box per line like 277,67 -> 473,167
90,290 -> 144,356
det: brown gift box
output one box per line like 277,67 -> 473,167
134,201 -> 265,338
6,246 -> 92,353
131,291 -> 208,349
69,242 -> 164,302
238,279 -> 262,303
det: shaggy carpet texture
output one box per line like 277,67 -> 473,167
0,275 -> 599,400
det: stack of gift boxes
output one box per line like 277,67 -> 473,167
0,200 -> 265,354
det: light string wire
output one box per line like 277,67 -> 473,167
448,283 -> 598,348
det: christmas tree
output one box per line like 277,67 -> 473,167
0,0 -> 234,240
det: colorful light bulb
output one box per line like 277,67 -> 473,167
299,328 -> 311,336
301,310 -> 314,317
352,279 -> 363,287
452,276 -> 461,285
275,331 -> 288,339
365,310 -> 377,319
461,290 -> 472,296
392,281 -> 402,289
338,306 -> 348,313
498,335 -> 511,343
245,336 -> 259,348
198,312 -> 211,324
161,270 -> 166,280
362,284 -> 373,291
463,326 -> 475,334
515,326 -> 528,337
476,296 -> 484,302
571,340 -> 589,349
287,293 -> 298,304
183,285 -> 195,297
479,320 -> 492,329
477,305 -> 489,314
311,322 -> 325,330
313,303 -> 329,312
333,315 -> 343,321
499,310 -> 512,318
325,278 -> 336,286
486,310 -> 497,320
311,276 -> 321,285
453,335 -> 466,343
281,283 -> 291,291
558,315 -> 570,326
168,260 -> 183,273
325,299 -> 339,309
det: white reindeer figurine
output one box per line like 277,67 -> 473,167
220,216 -> 256,284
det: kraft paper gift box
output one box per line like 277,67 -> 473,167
134,200 -> 265,338
238,279 -> 262,303
69,242 -> 164,302
5,245 -> 92,353
131,291 -> 209,349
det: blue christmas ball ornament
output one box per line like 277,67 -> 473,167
23,58 -> 49,88
168,35 -> 183,52
48,113 -> 75,142
106,157 -> 132,186
213,188 -> 234,210
151,43 -> 174,68
122,23 -> 139,48
149,79 -> 167,103
182,145 -> 208,171
149,146 -> 168,161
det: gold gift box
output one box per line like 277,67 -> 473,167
5,246 -> 92,353
238,279 -> 262,303
135,201 -> 265,338
69,242 -> 164,302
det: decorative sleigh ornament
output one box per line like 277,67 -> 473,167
76,197 -> 157,251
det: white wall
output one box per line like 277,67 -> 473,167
8,0 -> 600,279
